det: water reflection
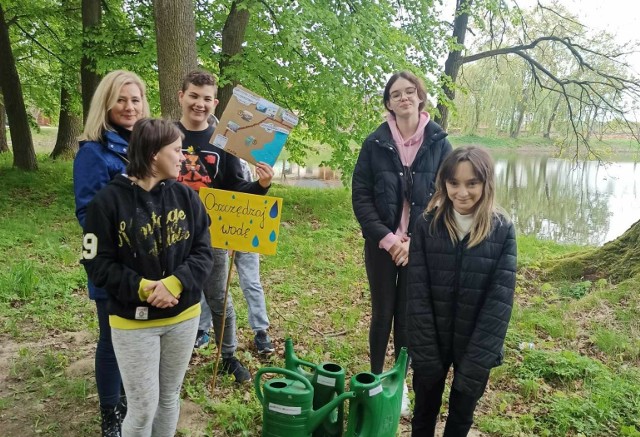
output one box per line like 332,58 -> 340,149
274,160 -> 342,188
495,153 -> 640,246
274,154 -> 640,246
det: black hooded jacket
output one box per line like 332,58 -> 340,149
81,175 -> 214,323
352,120 -> 452,242
406,212 -> 517,397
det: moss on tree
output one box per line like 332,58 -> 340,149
545,219 -> 640,283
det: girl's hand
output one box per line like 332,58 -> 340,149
146,282 -> 179,308
389,240 -> 410,267
255,162 -> 274,188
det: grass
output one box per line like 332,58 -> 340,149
1,155 -> 640,436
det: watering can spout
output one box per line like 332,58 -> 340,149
308,391 -> 355,433
379,347 -> 408,393
284,338 -> 296,365
344,348 -> 409,437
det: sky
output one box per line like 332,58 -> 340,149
533,0 -> 640,73
440,0 -> 640,73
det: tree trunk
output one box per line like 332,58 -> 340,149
544,96 -> 561,139
81,0 -> 101,123
0,5 -> 36,170
585,106 -> 599,142
435,0 -> 472,130
215,0 -> 251,118
472,94 -> 481,132
153,0 -> 198,119
0,100 -> 8,153
546,219 -> 640,284
51,82 -> 82,159
510,99 -> 526,138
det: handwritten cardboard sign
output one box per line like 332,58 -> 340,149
210,86 -> 298,167
198,188 -> 282,255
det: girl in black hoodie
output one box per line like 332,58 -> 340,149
81,119 -> 213,437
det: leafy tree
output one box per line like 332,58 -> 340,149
436,0 -> 640,157
0,3 -> 37,170
195,0 -> 443,182
8,0 -> 83,159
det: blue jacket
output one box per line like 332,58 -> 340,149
74,130 -> 129,300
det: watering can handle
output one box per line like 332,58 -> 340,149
254,367 -> 314,405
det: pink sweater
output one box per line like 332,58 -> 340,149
379,111 -> 430,252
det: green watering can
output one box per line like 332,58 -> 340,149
284,338 -> 347,437
255,367 -> 356,437
344,348 -> 408,437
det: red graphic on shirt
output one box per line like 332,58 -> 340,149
178,152 -> 213,191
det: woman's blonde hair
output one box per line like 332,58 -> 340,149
426,146 -> 507,247
80,70 -> 150,142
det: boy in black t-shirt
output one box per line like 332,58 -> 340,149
176,71 -> 274,383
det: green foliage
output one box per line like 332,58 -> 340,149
516,350 -> 602,384
193,0 -> 447,183
2,0 -> 83,123
558,280 -> 592,299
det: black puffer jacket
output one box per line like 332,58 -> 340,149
352,120 -> 452,242
406,212 -> 517,398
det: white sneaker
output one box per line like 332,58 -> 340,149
400,381 -> 411,417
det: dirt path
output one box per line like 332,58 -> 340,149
0,330 -> 484,436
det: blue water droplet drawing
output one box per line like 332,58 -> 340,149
232,194 -> 236,199
250,219 -> 253,224
269,201 -> 279,218
252,236 -> 260,247
269,230 -> 277,242
218,216 -> 222,220
225,241 -> 229,246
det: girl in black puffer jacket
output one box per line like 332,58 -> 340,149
406,146 -> 516,436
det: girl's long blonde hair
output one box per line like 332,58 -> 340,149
426,146 -> 507,247
80,70 -> 150,142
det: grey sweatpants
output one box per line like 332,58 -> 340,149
111,316 -> 198,437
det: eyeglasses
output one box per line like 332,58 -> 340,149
390,87 -> 417,102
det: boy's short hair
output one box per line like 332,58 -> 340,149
181,70 -> 218,94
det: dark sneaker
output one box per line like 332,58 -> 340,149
100,406 -> 122,437
194,330 -> 210,349
254,330 -> 275,355
115,393 -> 127,427
221,356 -> 252,383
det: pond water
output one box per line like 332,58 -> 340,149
274,153 -> 640,246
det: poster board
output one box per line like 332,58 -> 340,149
210,86 -> 298,167
199,188 -> 282,255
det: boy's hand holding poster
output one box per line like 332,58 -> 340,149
209,86 -> 299,167
199,188 -> 282,255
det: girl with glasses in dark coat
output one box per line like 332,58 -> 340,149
352,71 -> 452,415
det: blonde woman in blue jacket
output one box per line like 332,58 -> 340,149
74,70 -> 150,436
